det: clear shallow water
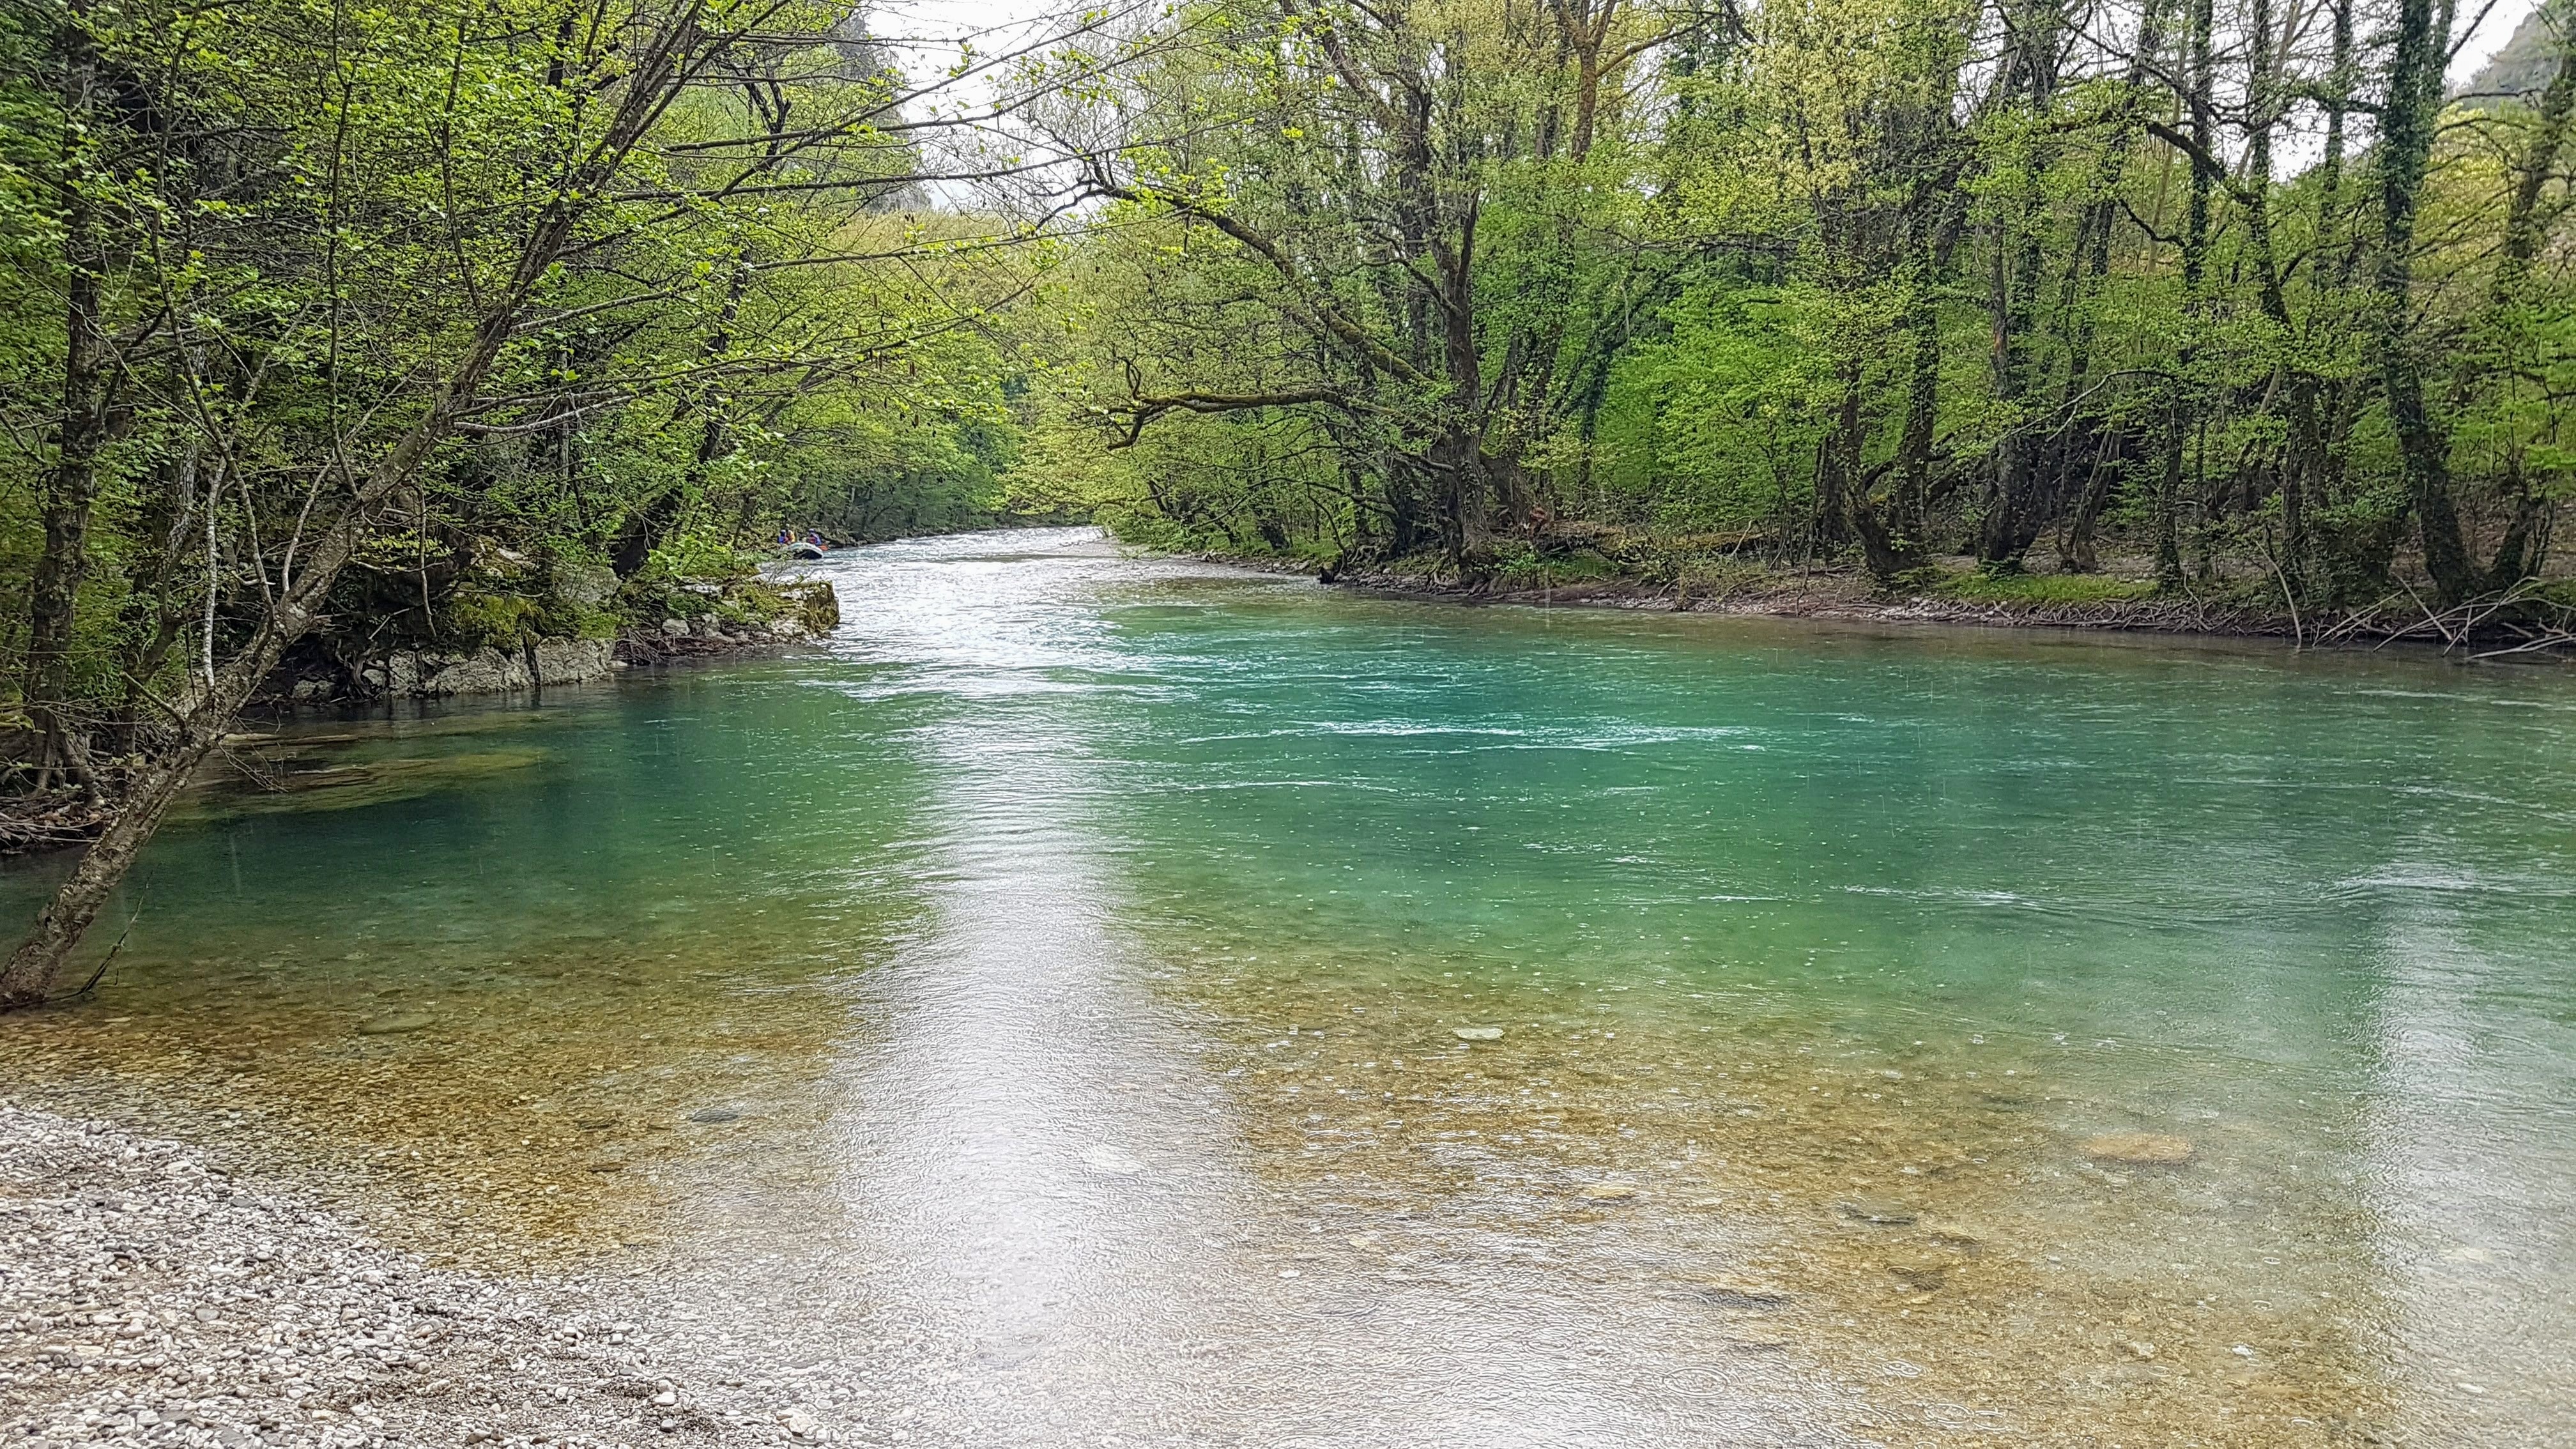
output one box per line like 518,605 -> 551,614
6,527 -> 2575,1445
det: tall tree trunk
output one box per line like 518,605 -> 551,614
1894,238 -> 1940,563
2060,432 -> 2122,572
1977,0 -> 2062,566
610,70 -> 791,578
22,0 -> 119,776
2054,0 -> 2169,573
2494,2 -> 2576,303
2154,0 -> 2215,590
1816,357 -> 1861,556
2478,0 -> 2576,586
2374,0 -> 2477,604
2239,0 -> 2320,590
2156,399 -> 2186,586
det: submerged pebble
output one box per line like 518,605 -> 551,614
1451,1026 -> 1505,1041
1689,1277 -> 1790,1308
354,1012 -> 435,1036
2085,1132 -> 2195,1165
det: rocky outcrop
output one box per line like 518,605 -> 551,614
784,579 -> 839,633
358,638 -> 618,698
535,638 -> 617,686
615,613 -> 820,665
2458,9 -> 2562,105
268,574 -> 839,704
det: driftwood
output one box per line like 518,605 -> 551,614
2312,579 -> 2576,657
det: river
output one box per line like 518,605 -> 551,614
6,526 -> 2573,1445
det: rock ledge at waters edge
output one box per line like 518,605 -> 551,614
270,580 -> 841,705
0,1102 -> 845,1448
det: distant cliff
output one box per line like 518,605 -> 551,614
2460,8 -> 2566,103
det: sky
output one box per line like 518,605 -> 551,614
859,0 -> 2550,205
865,0 -> 2546,88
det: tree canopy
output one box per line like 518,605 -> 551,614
1026,0 -> 2576,612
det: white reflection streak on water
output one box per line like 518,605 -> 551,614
729,530 -> 1859,1446
2359,864 -> 2576,1443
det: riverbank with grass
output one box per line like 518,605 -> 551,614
1252,535 -> 2576,657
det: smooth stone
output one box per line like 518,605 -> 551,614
685,1108 -> 740,1124
1579,1181 -> 1639,1201
1451,1026 -> 1505,1041
2124,1340 -> 2158,1361
2084,1132 -> 2194,1165
1837,1198 -> 1919,1227
354,1013 -> 434,1036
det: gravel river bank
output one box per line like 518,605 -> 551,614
0,1104 -> 841,1449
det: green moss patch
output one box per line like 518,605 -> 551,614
1929,570 -> 2155,607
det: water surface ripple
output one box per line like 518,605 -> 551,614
6,527 -> 2573,1446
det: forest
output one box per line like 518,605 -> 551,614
0,0 -> 2570,999
1026,0 -> 2576,617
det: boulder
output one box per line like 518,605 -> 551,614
530,638 -> 615,687
783,579 -> 839,634
418,647 -> 530,696
544,553 -> 617,613
381,652 -> 424,694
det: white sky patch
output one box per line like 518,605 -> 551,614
2453,0 -> 2542,88
862,0 -> 2552,206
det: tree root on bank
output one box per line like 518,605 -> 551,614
1302,552 -> 2576,658
2312,579 -> 2576,657
0,788 -> 117,859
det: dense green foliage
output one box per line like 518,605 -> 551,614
1023,0 -> 2576,610
0,0 -> 1031,732
0,0 -> 1067,996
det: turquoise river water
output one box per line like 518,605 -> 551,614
5,528 -> 2574,1446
